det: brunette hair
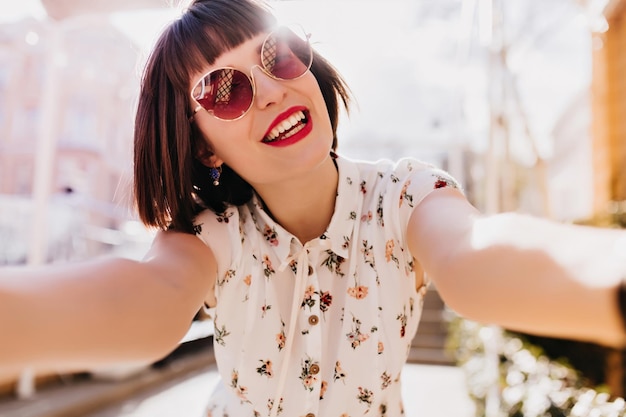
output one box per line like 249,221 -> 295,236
133,0 -> 351,233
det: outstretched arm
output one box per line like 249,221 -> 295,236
0,230 -> 217,376
407,187 -> 626,347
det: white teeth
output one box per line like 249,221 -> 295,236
266,111 -> 306,141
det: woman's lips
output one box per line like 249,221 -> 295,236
262,108 -> 312,147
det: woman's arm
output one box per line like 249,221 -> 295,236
407,187 -> 626,347
0,230 -> 217,376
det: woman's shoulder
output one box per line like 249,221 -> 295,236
192,204 -> 242,243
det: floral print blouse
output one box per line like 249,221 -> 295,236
193,155 -> 460,417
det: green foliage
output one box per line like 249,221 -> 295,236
448,318 -> 626,417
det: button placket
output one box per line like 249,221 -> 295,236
272,240 -> 319,417
301,242 -> 323,414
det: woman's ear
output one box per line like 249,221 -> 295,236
196,142 -> 223,168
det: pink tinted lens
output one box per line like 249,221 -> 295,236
262,28 -> 312,80
193,68 -> 253,120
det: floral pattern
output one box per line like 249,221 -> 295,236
193,155 -> 461,417
299,356 -> 320,392
346,315 -> 370,349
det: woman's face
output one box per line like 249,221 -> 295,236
189,31 -> 334,189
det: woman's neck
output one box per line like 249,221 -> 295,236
253,155 -> 339,244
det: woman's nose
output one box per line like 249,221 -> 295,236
250,65 -> 287,110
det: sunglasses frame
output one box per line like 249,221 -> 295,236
190,26 -> 313,122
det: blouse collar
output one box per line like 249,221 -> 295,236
248,154 -> 360,264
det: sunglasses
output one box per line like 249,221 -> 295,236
190,26 -> 313,121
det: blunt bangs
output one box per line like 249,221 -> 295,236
163,0 -> 276,92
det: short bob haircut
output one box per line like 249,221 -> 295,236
133,0 -> 352,234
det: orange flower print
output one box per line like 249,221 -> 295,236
378,341 -> 384,354
347,285 -> 369,299
256,359 -> 273,378
230,370 -> 238,387
334,361 -> 346,383
230,370 -> 249,402
302,375 -> 316,389
276,328 -> 286,351
285,259 -> 297,274
381,371 -> 392,390
360,210 -> 373,223
320,380 -> 328,400
346,316 -> 370,349
263,225 -> 279,246
243,274 -> 251,286
262,255 -> 275,278
217,269 -> 235,286
385,240 -> 399,267
399,180 -> 414,207
301,285 -> 317,310
299,357 -> 320,392
385,240 -> 394,262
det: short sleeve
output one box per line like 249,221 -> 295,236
378,157 -> 464,246
192,206 -> 240,299
397,157 -> 462,206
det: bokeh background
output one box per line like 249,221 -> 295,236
0,0 -> 618,267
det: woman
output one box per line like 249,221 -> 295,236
2,0 -> 626,416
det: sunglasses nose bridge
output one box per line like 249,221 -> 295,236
249,64 -> 286,108
249,64 -> 273,82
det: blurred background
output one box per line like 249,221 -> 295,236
0,0 -> 622,267
1,0 -> 626,415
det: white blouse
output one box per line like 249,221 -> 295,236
193,154 -> 460,417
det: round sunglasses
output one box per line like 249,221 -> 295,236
190,26 -> 313,121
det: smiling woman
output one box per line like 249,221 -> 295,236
2,1 -> 626,417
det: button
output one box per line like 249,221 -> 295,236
306,413 -> 315,417
308,265 -> 314,275
308,315 -> 319,325
309,364 -> 320,375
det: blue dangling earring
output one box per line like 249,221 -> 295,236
210,166 -> 222,186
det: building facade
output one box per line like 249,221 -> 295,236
591,0 -> 626,212
0,15 -> 142,263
